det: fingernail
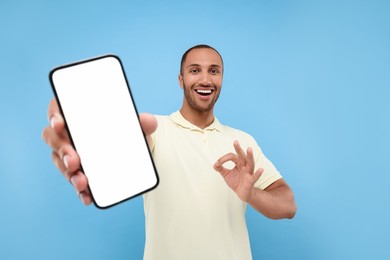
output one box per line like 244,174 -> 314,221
50,116 -> 56,128
79,192 -> 87,205
70,175 -> 77,187
63,155 -> 70,169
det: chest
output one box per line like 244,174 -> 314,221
151,125 -> 241,206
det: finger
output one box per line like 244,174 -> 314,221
51,114 -> 67,136
246,147 -> 255,174
253,168 -> 264,183
46,98 -> 68,142
214,153 -> 239,176
47,98 -> 66,134
51,151 -> 67,175
139,113 -> 158,136
214,152 -> 239,168
47,98 -> 59,121
52,149 -> 81,181
213,163 -> 231,177
58,147 -> 81,174
69,171 -> 92,206
139,113 -> 157,148
42,126 -> 64,151
233,141 -> 247,165
79,190 -> 93,205
42,126 -> 80,171
70,171 -> 89,195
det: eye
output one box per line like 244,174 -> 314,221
210,68 -> 220,75
189,68 -> 200,74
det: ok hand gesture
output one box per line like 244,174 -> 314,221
214,141 -> 264,202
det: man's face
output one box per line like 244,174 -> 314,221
179,48 -> 223,113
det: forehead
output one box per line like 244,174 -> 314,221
184,48 -> 223,67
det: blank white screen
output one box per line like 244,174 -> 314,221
51,56 -> 158,208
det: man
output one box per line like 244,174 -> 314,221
42,44 -> 296,259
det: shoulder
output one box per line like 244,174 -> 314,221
154,114 -> 177,130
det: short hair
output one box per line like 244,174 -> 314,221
180,44 -> 224,75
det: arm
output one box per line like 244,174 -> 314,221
249,179 -> 296,220
213,141 -> 296,220
42,98 -> 157,205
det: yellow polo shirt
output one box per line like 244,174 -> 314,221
143,111 -> 282,260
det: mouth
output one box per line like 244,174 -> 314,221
194,88 -> 215,96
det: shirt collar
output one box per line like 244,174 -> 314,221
169,111 -> 224,132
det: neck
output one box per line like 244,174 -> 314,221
180,106 -> 215,129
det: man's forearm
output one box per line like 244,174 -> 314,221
248,180 -> 297,220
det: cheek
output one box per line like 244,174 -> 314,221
183,76 -> 197,87
214,78 -> 223,88
213,74 -> 223,83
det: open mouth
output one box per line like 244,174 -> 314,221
195,88 -> 214,96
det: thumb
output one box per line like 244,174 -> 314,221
139,113 -> 158,136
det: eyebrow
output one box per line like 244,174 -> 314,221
186,63 -> 222,69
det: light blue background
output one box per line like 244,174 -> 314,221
1,1 -> 389,259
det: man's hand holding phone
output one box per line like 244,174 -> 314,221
42,98 -> 158,206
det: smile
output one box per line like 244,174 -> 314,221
195,88 -> 214,96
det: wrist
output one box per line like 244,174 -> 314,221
247,187 -> 260,205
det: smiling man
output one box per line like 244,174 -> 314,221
43,44 -> 296,260
179,46 -> 222,118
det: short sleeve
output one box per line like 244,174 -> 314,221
251,140 -> 282,190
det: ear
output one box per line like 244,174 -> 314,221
178,74 -> 184,89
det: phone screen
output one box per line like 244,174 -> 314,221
50,55 -> 159,209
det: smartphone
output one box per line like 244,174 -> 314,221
49,55 -> 159,209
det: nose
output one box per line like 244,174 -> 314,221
199,71 -> 212,86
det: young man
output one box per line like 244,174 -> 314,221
42,45 -> 296,259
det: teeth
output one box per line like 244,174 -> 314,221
196,89 -> 212,94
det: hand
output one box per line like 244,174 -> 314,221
213,141 -> 264,202
42,98 -> 157,205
